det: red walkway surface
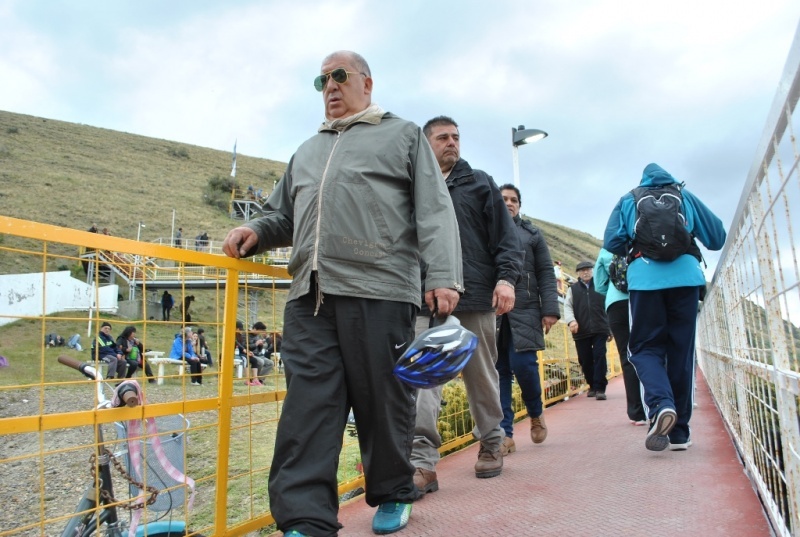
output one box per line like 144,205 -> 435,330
331,370 -> 772,536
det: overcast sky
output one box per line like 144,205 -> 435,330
2,0 -> 799,272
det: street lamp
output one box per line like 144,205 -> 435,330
511,125 -> 548,189
132,222 -> 146,301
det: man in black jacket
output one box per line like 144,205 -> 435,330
91,321 -> 127,379
411,116 -> 522,494
564,261 -> 612,399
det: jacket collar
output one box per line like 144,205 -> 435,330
319,103 -> 386,132
445,158 -> 475,187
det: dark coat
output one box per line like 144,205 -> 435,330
498,216 -> 561,351
568,279 -> 610,340
421,158 -> 522,314
92,332 -> 118,360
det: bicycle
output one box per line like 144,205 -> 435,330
57,355 -> 201,537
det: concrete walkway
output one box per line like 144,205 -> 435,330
332,369 -> 772,536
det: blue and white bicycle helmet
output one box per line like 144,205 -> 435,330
394,316 -> 478,389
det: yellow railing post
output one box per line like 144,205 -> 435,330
213,269 -> 240,536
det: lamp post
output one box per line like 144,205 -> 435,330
511,125 -> 548,189
132,222 -> 146,301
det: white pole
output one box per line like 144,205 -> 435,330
512,144 -> 521,189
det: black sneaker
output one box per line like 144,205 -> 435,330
646,408 -> 677,451
595,392 -> 607,400
587,390 -> 597,397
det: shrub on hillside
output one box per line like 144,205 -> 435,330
204,175 -> 241,212
167,146 -> 189,159
208,175 -> 239,193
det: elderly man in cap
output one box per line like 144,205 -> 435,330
91,321 -> 127,379
563,260 -> 612,399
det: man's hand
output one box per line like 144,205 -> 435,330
425,288 -> 460,316
222,227 -> 259,259
492,284 -> 515,316
568,321 -> 579,335
542,315 -> 558,335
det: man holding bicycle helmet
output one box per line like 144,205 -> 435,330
410,116 -> 522,494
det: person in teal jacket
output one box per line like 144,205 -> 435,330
594,248 -> 645,425
603,163 -> 726,452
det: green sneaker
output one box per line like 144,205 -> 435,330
284,531 -> 309,537
372,502 -> 412,535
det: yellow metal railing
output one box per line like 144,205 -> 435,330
0,215 -> 616,537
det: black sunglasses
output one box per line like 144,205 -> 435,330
314,68 -> 365,91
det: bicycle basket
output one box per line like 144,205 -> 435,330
115,414 -> 189,513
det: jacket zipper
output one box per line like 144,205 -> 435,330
313,131 -> 342,271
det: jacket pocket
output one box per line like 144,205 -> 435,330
323,182 -> 395,265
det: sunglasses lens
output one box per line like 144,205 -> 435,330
314,74 -> 327,91
331,68 -> 349,84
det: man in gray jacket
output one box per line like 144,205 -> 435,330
223,51 -> 463,537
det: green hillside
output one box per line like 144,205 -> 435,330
0,109 -> 600,275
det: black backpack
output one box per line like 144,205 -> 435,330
631,183 -> 701,262
608,254 -> 628,293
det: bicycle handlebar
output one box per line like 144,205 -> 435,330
58,355 -> 140,407
58,355 -> 97,380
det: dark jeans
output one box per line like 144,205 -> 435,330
123,359 -> 138,379
574,333 -> 608,392
628,287 -> 699,443
268,291 -> 418,537
607,300 -> 645,421
186,359 -> 202,384
496,326 -> 543,438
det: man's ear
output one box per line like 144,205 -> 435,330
363,75 -> 373,96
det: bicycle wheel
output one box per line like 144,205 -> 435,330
60,496 -> 117,537
63,509 -> 203,537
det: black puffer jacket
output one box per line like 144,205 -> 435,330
497,216 -> 561,351
421,158 -> 522,315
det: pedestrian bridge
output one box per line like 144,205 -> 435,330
1,22 -> 800,537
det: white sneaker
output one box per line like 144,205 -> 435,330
191,382 -> 201,386
669,440 -> 692,451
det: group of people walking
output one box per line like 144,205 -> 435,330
220,50 -> 727,537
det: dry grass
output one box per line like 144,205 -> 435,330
0,108 -> 601,277
0,110 -> 287,275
